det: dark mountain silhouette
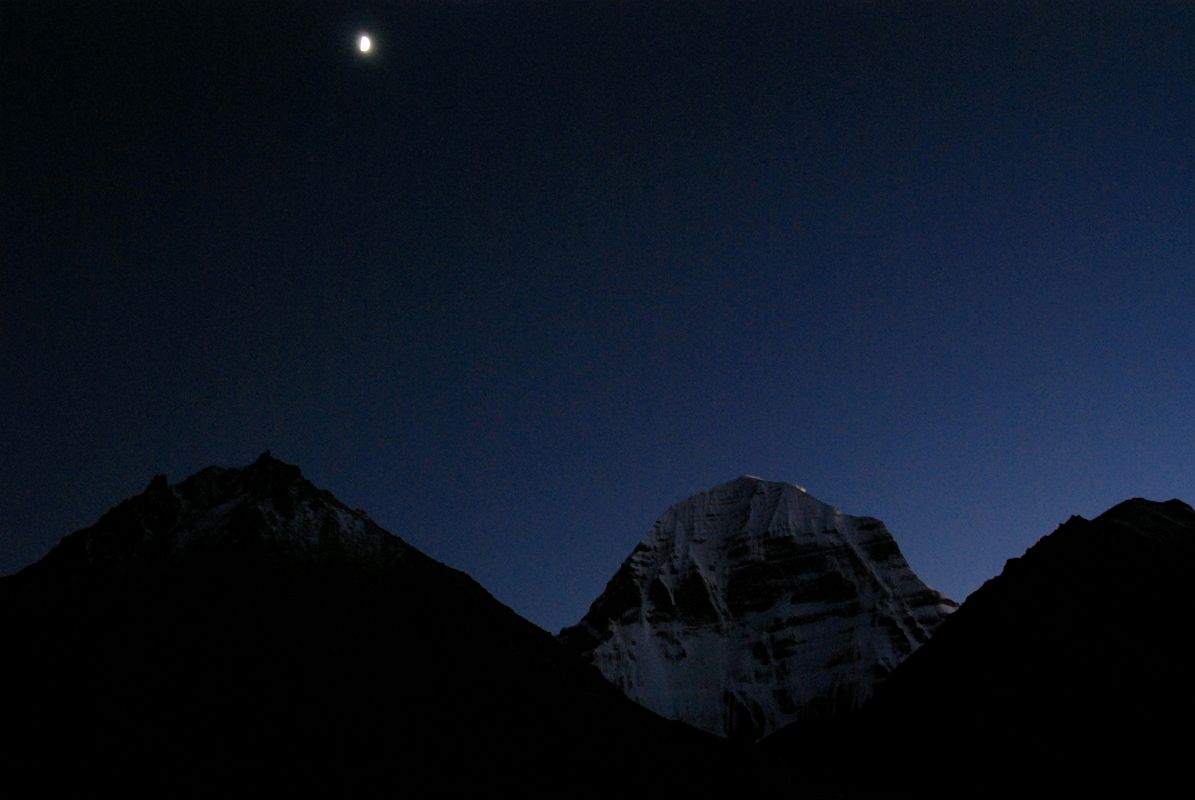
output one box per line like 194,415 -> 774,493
762,497 -> 1195,789
0,454 -> 748,796
7,455 -> 1190,795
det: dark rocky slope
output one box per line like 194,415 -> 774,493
0,455 -> 745,796
762,497 -> 1195,788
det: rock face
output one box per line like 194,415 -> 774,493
559,476 -> 956,740
0,454 -> 739,795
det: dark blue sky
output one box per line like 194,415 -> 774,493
3,1 -> 1192,633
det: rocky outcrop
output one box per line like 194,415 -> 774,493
560,476 -> 956,740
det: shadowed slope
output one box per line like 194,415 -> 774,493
1,454 -> 742,795
763,497 -> 1195,788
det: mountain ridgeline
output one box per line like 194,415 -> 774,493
0,454 -> 742,795
3,454 -> 1192,793
761,496 -> 1195,789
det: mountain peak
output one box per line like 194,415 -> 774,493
1093,497 -> 1195,537
561,477 -> 955,740
644,478 -> 843,563
30,455 -> 412,577
1,458 -> 745,796
245,449 -> 303,480
715,474 -> 808,494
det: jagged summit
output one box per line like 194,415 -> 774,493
28,452 -> 417,581
560,477 -> 956,740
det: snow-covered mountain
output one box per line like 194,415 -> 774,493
560,476 -> 957,740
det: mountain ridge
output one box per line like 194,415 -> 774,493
23,453 -> 429,579
760,494 -> 1195,788
0,453 -> 745,795
7,454 -> 1190,790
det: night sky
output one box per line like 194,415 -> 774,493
3,1 -> 1192,634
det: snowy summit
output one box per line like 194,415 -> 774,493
560,476 -> 957,740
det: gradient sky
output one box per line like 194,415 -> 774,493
3,1 -> 1192,634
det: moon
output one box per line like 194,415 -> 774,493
358,34 -> 372,54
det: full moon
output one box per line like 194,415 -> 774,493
358,34 -> 372,54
